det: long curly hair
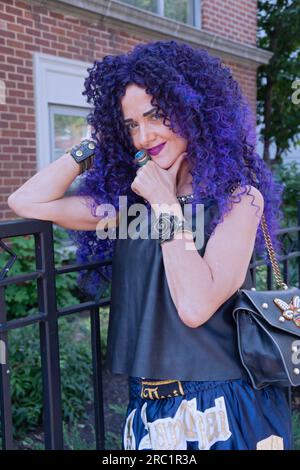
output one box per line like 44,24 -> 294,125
67,40 -> 285,298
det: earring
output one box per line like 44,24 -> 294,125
134,149 -> 152,167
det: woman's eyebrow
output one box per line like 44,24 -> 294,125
124,107 -> 157,123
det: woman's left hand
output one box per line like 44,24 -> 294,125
131,152 -> 187,205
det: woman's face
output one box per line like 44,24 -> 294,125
120,84 -> 188,170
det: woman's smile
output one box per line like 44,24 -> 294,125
147,142 -> 166,156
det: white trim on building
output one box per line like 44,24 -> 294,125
33,53 -> 91,170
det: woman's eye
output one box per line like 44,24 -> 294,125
126,113 -> 164,132
152,112 -> 164,120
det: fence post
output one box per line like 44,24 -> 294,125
35,223 -> 64,450
90,306 -> 105,449
0,289 -> 13,450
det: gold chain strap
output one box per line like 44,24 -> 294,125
260,214 -> 288,290
230,182 -> 288,291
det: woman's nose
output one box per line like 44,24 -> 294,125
138,124 -> 156,147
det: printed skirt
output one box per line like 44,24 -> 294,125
121,377 -> 293,450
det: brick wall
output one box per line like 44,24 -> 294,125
226,61 -> 257,115
1,0 -> 258,220
201,0 -> 258,112
201,0 -> 257,45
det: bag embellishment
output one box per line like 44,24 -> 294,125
273,296 -> 300,326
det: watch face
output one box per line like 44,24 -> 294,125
155,213 -> 178,240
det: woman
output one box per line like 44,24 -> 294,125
8,40 -> 292,450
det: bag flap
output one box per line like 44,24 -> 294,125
233,286 -> 300,337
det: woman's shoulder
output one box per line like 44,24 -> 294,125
230,184 -> 264,214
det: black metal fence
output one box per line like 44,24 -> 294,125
0,218 -> 112,450
0,203 -> 299,450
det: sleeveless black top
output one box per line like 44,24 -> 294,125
106,197 -> 250,381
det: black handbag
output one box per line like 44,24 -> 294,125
233,213 -> 300,390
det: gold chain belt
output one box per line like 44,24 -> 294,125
140,379 -> 185,400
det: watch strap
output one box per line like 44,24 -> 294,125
66,139 -> 96,175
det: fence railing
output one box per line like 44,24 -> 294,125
0,201 -> 300,450
0,219 -> 112,450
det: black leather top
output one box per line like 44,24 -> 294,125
106,197 -> 250,381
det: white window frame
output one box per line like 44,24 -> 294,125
120,0 -> 201,28
33,53 -> 92,171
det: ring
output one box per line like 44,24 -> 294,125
134,149 -> 152,167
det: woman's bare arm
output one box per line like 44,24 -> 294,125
7,152 -> 116,231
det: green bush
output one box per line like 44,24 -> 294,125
59,317 -> 94,423
254,161 -> 300,288
292,411 -> 300,450
274,162 -> 300,286
272,161 -> 300,226
1,226 -> 80,320
10,325 -> 42,432
9,317 -> 93,437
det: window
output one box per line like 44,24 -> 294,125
121,0 -> 201,28
121,0 -> 157,14
34,53 -> 92,174
49,105 -> 90,162
34,54 -> 96,197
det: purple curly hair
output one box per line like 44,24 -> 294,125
67,40 -> 285,298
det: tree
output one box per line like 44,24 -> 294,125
257,0 -> 300,166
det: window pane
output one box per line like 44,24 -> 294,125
49,104 -> 90,163
121,0 -> 158,14
120,0 -> 196,27
164,0 -> 194,25
49,105 -> 91,194
53,114 -> 88,162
